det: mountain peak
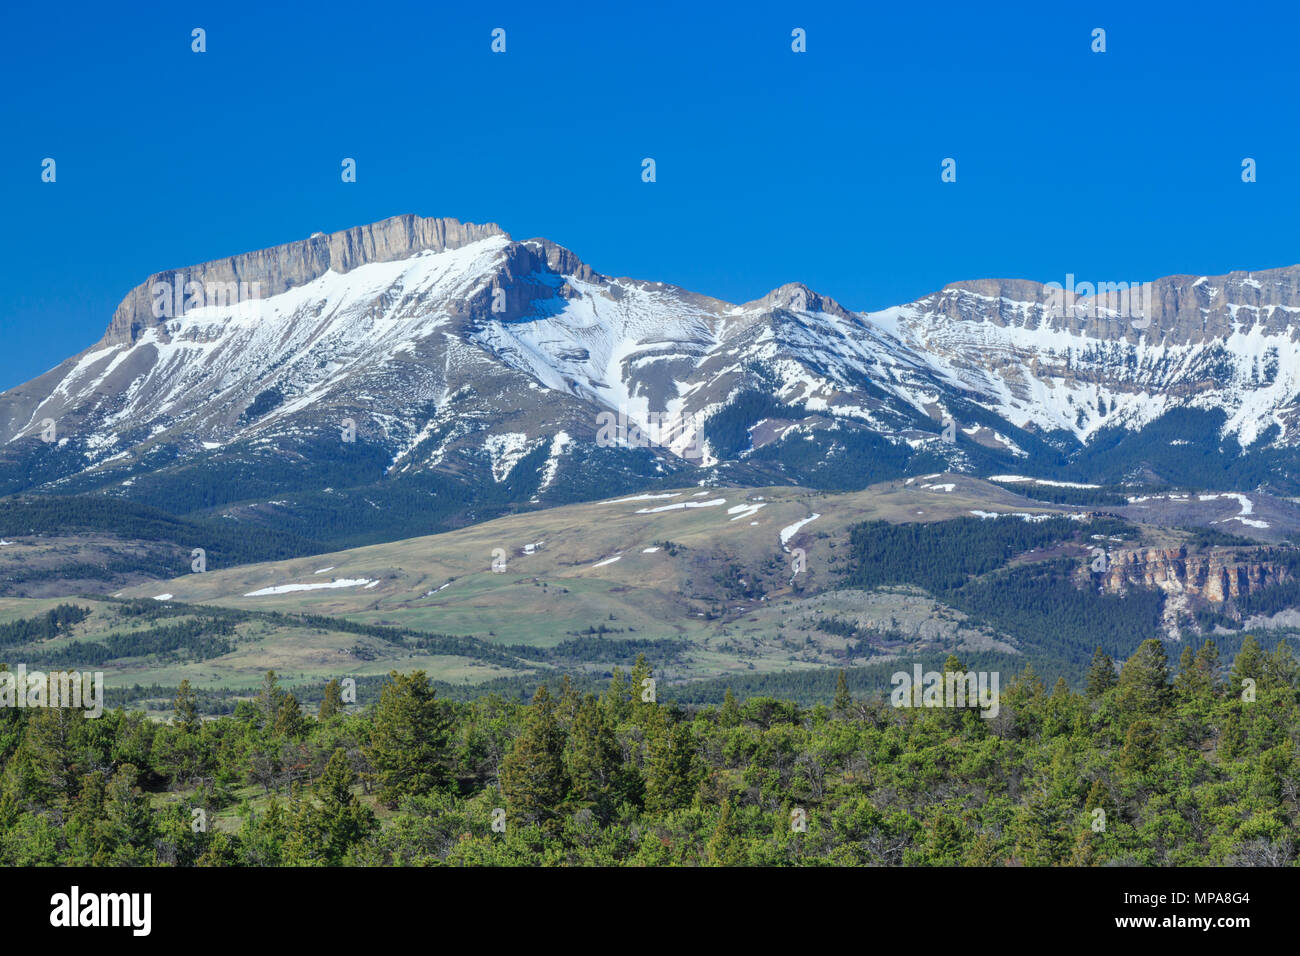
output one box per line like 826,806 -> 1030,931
746,282 -> 853,318
104,215 -> 508,345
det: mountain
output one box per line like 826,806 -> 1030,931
3,214 -> 1299,554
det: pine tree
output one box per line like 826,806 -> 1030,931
720,687 -> 741,727
564,694 -> 624,820
258,670 -> 284,726
1264,640 -> 1299,690
1230,635 -> 1266,694
600,666 -> 630,723
238,798 -> 288,866
104,764 -> 155,865
499,685 -> 567,827
283,749 -> 375,865
833,670 -> 852,714
172,679 -> 200,734
1116,639 -> 1171,716
1011,663 -> 1046,698
706,799 -> 746,865
644,722 -> 700,813
273,693 -> 308,739
64,771 -> 110,865
1084,777 -> 1110,816
629,654 -> 656,726
1117,719 -> 1161,777
13,706 -> 78,806
1175,645 -> 1202,699
1194,639 -> 1221,692
363,671 -> 452,808
557,675 -> 581,729
319,679 -> 344,720
1085,646 -> 1117,700
1219,709 -> 1246,761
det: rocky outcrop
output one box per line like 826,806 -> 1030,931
935,267 -> 1300,345
1098,546 -> 1292,603
742,283 -> 857,321
103,215 -> 508,345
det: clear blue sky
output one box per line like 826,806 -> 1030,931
2,0 -> 1297,389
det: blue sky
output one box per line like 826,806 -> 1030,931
2,0 -> 1297,389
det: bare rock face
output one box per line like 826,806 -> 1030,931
744,283 -> 856,320
1101,546 -> 1292,603
103,215 -> 508,345
934,267 -> 1300,345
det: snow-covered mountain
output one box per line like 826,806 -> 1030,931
3,214 -> 1299,543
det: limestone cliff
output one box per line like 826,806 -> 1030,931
1099,546 -> 1292,603
103,215 -> 507,345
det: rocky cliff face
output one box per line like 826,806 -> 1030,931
879,264 -> 1300,448
1099,546 -> 1292,603
104,215 -> 507,345
938,267 -> 1300,344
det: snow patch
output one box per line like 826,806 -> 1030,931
780,514 -> 821,547
483,432 -> 530,483
635,498 -> 727,514
244,578 -> 374,596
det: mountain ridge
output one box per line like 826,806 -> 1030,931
3,214 -> 1300,550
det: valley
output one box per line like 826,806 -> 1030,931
0,474 -> 1294,710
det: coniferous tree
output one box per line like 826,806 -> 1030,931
319,679 -> 344,720
1116,639 -> 1171,716
600,667 -> 630,724
104,764 -> 154,866
564,694 -> 624,821
1230,635 -> 1266,695
1264,640 -> 1299,690
363,671 -> 452,808
283,749 -> 375,865
273,693 -> 308,739
257,670 -> 285,731
499,685 -> 567,827
1086,646 -> 1117,700
1194,639 -> 1223,694
644,722 -> 700,813
173,679 -> 200,734
706,799 -> 745,866
64,771 -> 110,865
629,654 -> 656,726
720,687 -> 741,728
833,670 -> 852,714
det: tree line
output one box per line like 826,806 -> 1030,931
0,638 -> 1296,866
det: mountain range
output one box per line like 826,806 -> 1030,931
2,213 -> 1298,557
